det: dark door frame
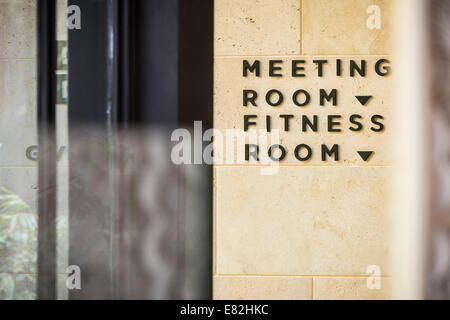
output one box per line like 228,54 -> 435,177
38,0 -> 213,300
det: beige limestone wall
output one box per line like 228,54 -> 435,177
214,0 -> 393,300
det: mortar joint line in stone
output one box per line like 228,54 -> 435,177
214,54 -> 392,58
214,274 -> 393,278
213,165 -> 393,168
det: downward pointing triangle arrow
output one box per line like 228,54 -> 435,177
356,96 -> 373,106
358,151 -> 374,162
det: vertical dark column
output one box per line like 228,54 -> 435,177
114,0 -> 136,299
116,0 -> 136,126
178,0 -> 213,129
66,0 -> 213,299
135,0 -> 178,126
37,0 -> 57,301
178,0 -> 214,299
68,0 -> 114,299
116,0 -> 180,299
68,0 -> 111,125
